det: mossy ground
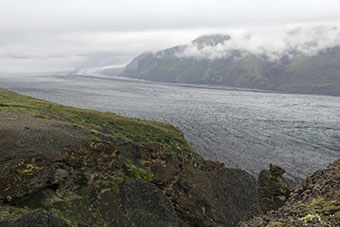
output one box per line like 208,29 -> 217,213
0,88 -> 192,153
266,222 -> 289,227
12,185 -> 109,227
0,205 -> 28,221
299,198 -> 340,226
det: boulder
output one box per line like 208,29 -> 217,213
98,178 -> 179,227
0,210 -> 70,227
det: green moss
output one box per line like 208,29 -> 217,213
1,117 -> 16,121
0,88 -> 193,153
306,198 -> 340,216
0,206 -> 29,221
294,198 -> 340,226
334,211 -> 340,219
48,208 -> 73,225
47,199 -> 107,227
266,222 -> 288,227
1,162 -> 11,174
14,161 -> 43,176
32,114 -> 47,119
15,186 -> 108,227
21,198 -> 50,210
111,173 -> 126,195
76,186 -> 89,197
21,164 -> 43,174
126,164 -> 154,182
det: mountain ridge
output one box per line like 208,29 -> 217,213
117,34 -> 340,96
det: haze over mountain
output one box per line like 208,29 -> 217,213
119,25 -> 340,96
1,0 -> 340,74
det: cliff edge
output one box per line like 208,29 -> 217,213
0,88 -> 261,226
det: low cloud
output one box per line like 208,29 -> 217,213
1,0 -> 340,73
0,54 -> 86,74
0,30 -> 202,74
175,23 -> 340,60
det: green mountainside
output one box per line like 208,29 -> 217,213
118,35 -> 340,96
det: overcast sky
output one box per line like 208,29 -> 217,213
1,0 -> 340,74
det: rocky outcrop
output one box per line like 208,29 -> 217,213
289,160 -> 340,204
257,164 -> 295,213
0,89 -> 261,226
171,168 -> 261,227
240,159 -> 340,227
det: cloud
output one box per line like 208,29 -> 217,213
0,30 -> 207,74
175,23 -> 340,60
1,0 -> 340,73
0,55 -> 86,74
1,0 -> 339,32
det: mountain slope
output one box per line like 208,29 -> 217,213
241,159 -> 340,226
0,88 -> 261,226
119,35 -> 340,96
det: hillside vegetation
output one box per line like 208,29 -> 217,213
0,88 -> 192,153
118,35 -> 340,96
0,88 -> 261,226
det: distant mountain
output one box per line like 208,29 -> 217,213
119,33 -> 340,96
101,66 -> 125,76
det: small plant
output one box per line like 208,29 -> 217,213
127,164 -> 154,181
299,214 -> 321,223
266,222 -> 288,227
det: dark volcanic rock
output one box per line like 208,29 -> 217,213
0,209 -> 70,227
257,164 -> 295,213
98,178 -> 179,227
240,159 -> 340,227
139,144 -> 262,226
171,167 -> 261,227
289,159 -> 340,203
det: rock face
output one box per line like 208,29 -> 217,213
257,164 -> 295,213
171,166 -> 261,226
240,159 -> 340,227
0,89 -> 261,226
98,178 -> 179,227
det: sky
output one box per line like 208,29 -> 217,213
1,0 -> 340,74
